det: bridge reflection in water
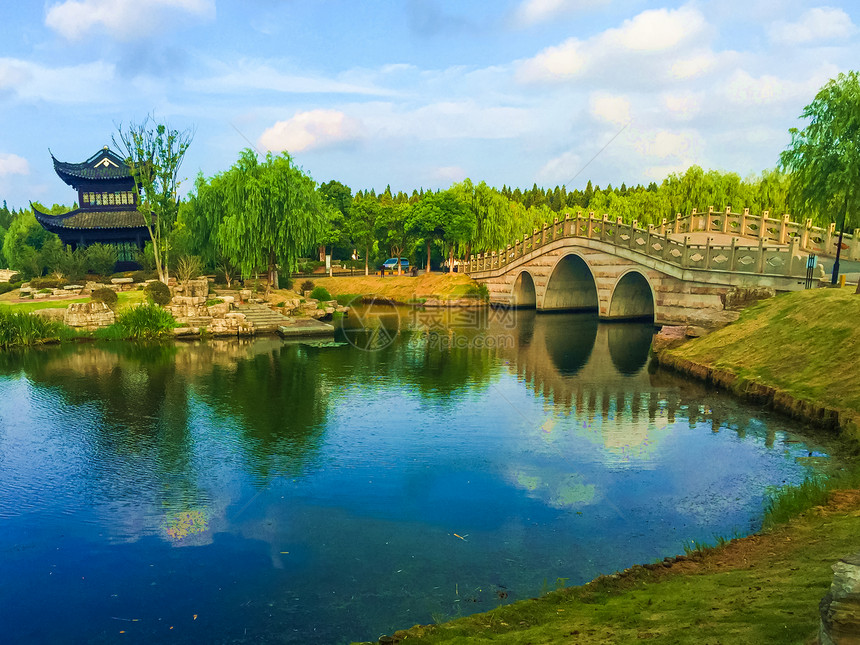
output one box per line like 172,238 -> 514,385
405,306 -> 786,453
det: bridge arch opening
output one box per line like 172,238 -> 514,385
542,254 -> 599,312
511,271 -> 537,308
608,271 -> 654,321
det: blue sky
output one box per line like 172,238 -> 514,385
1,0 -> 858,209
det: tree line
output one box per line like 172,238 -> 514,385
1,71 -> 857,287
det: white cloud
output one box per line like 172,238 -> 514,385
432,166 -> 467,183
536,150 -> 583,184
768,7 -> 857,44
45,0 -> 214,41
513,0 -> 608,26
589,93 -> 631,127
721,68 -> 836,106
602,6 -> 706,52
258,110 -> 364,153
349,100 -> 534,142
188,60 -> 395,97
662,91 -> 703,120
0,153 -> 29,176
0,57 -> 117,103
634,130 -> 699,159
517,4 -> 708,83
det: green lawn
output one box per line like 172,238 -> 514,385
666,286 -> 860,430
0,290 -> 145,314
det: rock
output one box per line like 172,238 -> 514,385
722,286 -> 776,311
64,284 -> 84,291
324,306 -> 335,315
172,327 -> 199,337
32,308 -> 66,322
239,289 -> 252,301
64,301 -> 115,329
111,277 -> 134,284
33,292 -> 49,299
51,289 -> 65,297
207,302 -> 230,317
820,552 -> 860,645
220,295 -> 235,304
684,325 -> 709,338
652,325 -> 686,352
685,308 -> 740,329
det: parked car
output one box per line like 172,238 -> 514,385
382,258 -> 409,272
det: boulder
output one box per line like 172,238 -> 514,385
652,325 -> 686,352
111,277 -> 134,284
820,552 -> 860,645
64,301 -> 115,329
33,308 -> 66,322
722,286 -> 776,311
207,302 -> 230,317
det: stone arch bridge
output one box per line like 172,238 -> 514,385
466,208 -> 860,326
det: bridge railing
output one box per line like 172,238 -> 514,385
467,208 -> 860,276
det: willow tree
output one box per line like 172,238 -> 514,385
780,71 -> 860,286
213,149 -> 325,288
114,115 -> 193,284
451,179 -> 514,254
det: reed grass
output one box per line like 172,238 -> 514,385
0,309 -> 74,348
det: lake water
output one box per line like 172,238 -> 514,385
0,307 -> 831,643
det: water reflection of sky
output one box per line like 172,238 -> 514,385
0,313 -> 833,644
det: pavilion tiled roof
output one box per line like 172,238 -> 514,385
33,207 -> 147,231
51,147 -> 133,186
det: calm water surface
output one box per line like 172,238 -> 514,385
0,308 -> 831,643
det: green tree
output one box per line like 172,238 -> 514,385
780,71 -> 860,285
86,243 -> 119,276
346,194 -> 380,276
114,114 -> 193,284
408,191 -> 475,273
198,149 -> 325,288
376,202 -> 413,275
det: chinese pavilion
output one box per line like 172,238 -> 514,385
33,146 -> 149,266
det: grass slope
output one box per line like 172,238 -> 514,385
667,286 -> 860,427
303,273 -> 476,302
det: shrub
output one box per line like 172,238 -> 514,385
86,243 -> 118,277
279,275 -> 293,291
176,255 -> 203,285
130,270 -> 157,283
29,277 -> 67,290
254,282 -> 267,294
0,309 -> 73,348
301,280 -> 315,293
310,286 -> 332,302
109,303 -> 176,340
205,298 -> 224,307
37,288 -> 52,294
0,281 -> 23,295
91,287 -> 118,308
144,280 -> 171,305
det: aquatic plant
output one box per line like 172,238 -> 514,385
0,309 -> 72,348
99,303 -> 176,340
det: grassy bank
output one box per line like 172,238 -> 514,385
366,490 -> 860,644
295,272 -> 478,303
662,286 -> 860,436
